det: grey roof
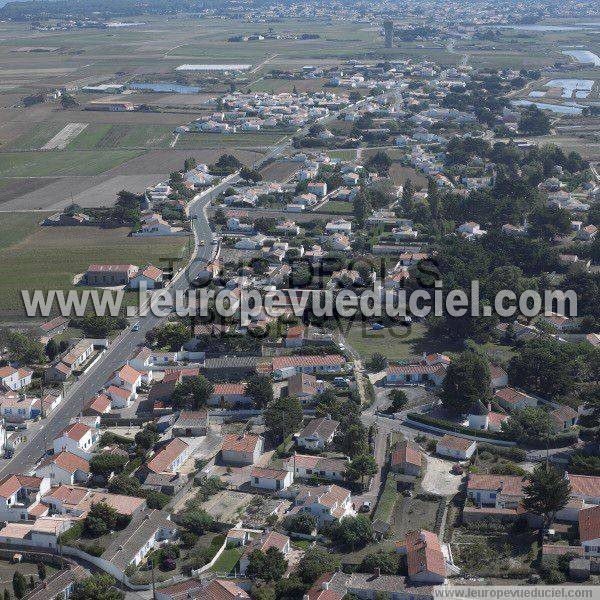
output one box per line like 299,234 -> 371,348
174,411 -> 208,428
24,566 -> 86,600
142,472 -> 186,486
299,417 -> 340,440
102,510 -> 175,571
348,573 -> 434,596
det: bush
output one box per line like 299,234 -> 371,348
478,443 -> 526,462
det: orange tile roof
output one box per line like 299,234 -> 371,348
116,365 -> 142,386
437,434 -> 475,452
43,451 -> 90,474
213,383 -> 247,396
272,355 -> 344,370
59,422 -> 91,442
222,433 -> 261,454
579,505 -> 600,543
399,530 -> 446,579
567,474 -> 600,498
146,438 -> 189,474
467,474 -> 525,496
251,467 -> 288,480
391,441 -> 422,468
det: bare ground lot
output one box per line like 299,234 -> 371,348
258,159 -> 298,181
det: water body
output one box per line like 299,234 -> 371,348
545,78 -> 594,99
129,82 -> 202,94
511,99 -> 584,115
562,50 -> 600,66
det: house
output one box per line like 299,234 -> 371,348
286,454 -> 349,481
385,363 -> 447,387
576,225 -> 598,241
0,474 -> 52,522
436,435 -> 476,460
567,474 -> 600,505
490,365 -> 509,390
45,339 -> 95,382
272,355 -> 346,380
307,182 -> 328,198
24,565 -> 86,600
85,264 -> 138,286
141,472 -> 187,496
325,219 -> 352,234
221,433 -> 264,465
396,529 -> 457,584
250,467 -> 293,491
456,221 -> 486,239
550,405 -> 579,430
106,385 -> 136,409
42,485 -> 146,518
52,422 -> 99,460
198,580 -> 250,600
38,316 -> 69,340
468,401 -> 508,432
0,517 -> 71,550
239,530 -> 291,574
134,214 -> 179,237
494,387 -> 538,411
0,366 -> 33,391
287,373 -> 325,405
154,579 -> 205,600
579,505 -> 600,557
35,451 -> 90,486
294,483 -> 354,524
467,474 -> 525,509
84,393 -> 112,416
209,383 -> 252,408
172,411 -> 210,437
275,221 -> 300,236
129,265 -> 164,290
390,441 -> 423,476
297,417 -> 339,450
144,438 -> 190,476
0,394 -> 39,422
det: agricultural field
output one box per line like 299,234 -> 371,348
67,124 -> 176,149
0,149 -> 143,177
0,217 -> 189,313
315,200 -> 354,214
175,131 -> 288,150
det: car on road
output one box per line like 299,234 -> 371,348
333,377 -> 350,388
359,501 -> 371,513
132,321 -> 140,331
198,240 -> 205,246
372,323 -> 385,330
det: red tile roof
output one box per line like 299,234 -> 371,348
399,530 -> 447,579
567,474 -> 600,499
41,451 -> 90,474
60,422 -> 91,442
272,355 -> 344,370
391,441 -> 422,468
579,505 -> 600,543
467,474 -> 525,496
146,438 -> 189,474
222,433 -> 261,454
437,434 -> 475,452
213,383 -> 247,396
251,467 -> 288,480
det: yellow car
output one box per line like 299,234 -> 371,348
198,240 -> 205,246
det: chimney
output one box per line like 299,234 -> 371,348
487,402 -> 492,412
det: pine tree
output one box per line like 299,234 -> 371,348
12,572 -> 26,600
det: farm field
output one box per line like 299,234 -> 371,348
175,131 -> 288,150
0,149 -> 143,177
67,124 -> 176,149
315,200 -> 354,214
0,221 -> 188,313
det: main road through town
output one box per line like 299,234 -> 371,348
0,93 -> 382,476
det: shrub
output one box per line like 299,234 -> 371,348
407,412 -> 513,441
478,443 -> 526,462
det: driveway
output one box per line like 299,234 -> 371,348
420,455 -> 462,496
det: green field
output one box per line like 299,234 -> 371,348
0,149 -> 144,177
0,221 -> 188,311
209,547 -> 243,574
10,122 -> 65,150
315,200 -> 354,214
68,124 -> 175,149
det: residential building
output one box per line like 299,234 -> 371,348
143,438 -> 190,476
53,422 -> 99,460
209,383 -> 252,407
0,366 -> 33,391
287,373 -> 325,405
436,435 -> 476,460
494,387 -> 538,412
129,265 -> 165,289
85,264 -> 138,286
294,484 -> 354,525
172,411 -> 210,437
297,417 -> 339,450
239,530 -> 291,575
390,441 -> 423,476
579,505 -> 600,557
221,433 -> 264,465
0,474 -> 52,522
35,451 -> 90,486
286,454 -> 349,481
250,467 -> 293,491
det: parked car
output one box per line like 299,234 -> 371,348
359,501 -> 372,513
451,464 -> 464,475
372,323 -> 385,330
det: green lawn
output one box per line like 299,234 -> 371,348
0,150 -> 144,177
0,223 -> 189,311
326,149 -> 357,161
315,200 -> 354,214
210,547 -> 243,574
0,212 -> 47,251
175,131 -> 287,149
373,474 -> 399,523
68,124 -> 175,149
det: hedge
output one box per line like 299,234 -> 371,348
406,413 -> 513,442
478,443 -> 527,462
58,521 -> 84,545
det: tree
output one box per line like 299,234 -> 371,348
366,352 -> 387,372
239,167 -> 263,183
337,422 -> 369,458
108,474 -> 142,496
329,515 -> 373,550
357,551 -> 399,575
45,338 -> 59,361
519,105 -> 551,136
60,94 -> 79,110
84,502 -> 120,537
246,547 -> 287,582
501,407 -> 557,443
528,205 -> 571,240
246,374 -> 274,408
89,454 -> 128,478
365,150 -> 392,174
179,509 -> 213,535
523,463 -> 571,537
427,178 -> 443,221
296,547 -> 340,585
71,574 -> 124,600
37,562 -> 46,581
155,322 -> 190,351
4,588 -> 11,600
172,375 -> 214,410
402,178 -> 414,211
346,454 -> 378,489
28,576 -> 34,590
282,512 -> 317,535
389,389 -> 408,412
135,426 -> 159,451
353,189 -> 372,226
215,154 -> 242,174
441,352 -> 491,414
184,157 -> 197,172
264,395 -> 303,442
12,573 -> 26,600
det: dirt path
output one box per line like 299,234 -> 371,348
42,122 -> 88,150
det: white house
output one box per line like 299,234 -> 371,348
285,454 -> 348,481
494,387 -> 538,412
297,417 -> 339,450
272,355 -> 346,380
0,474 -> 52,522
145,438 -> 190,475
53,422 -> 99,460
35,451 -> 90,486
325,219 -> 352,234
0,366 -> 33,391
250,467 -> 293,491
129,265 -> 164,290
436,434 -> 476,460
294,484 -> 354,525
221,433 -> 264,465
0,394 -> 39,422
456,221 -> 486,239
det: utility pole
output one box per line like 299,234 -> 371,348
150,557 -> 156,600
